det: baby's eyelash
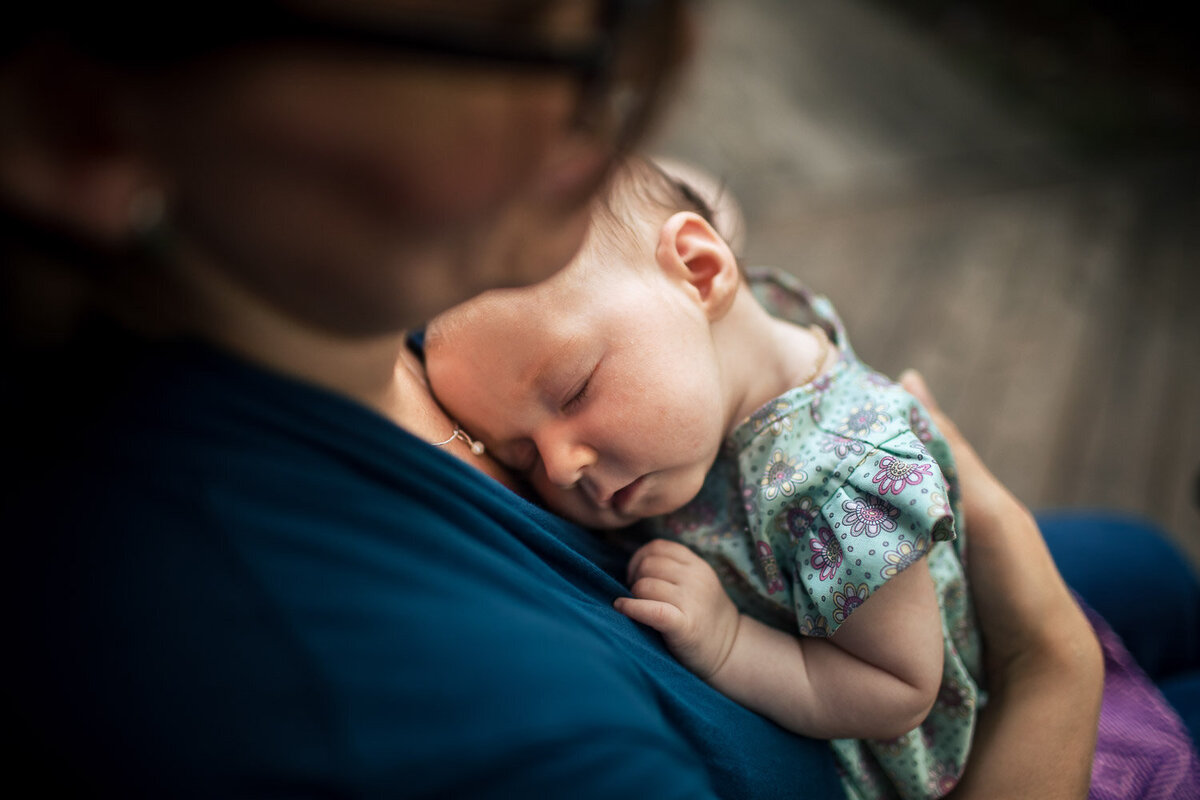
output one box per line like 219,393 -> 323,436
563,377 -> 590,411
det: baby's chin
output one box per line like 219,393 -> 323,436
541,493 -> 642,531
532,470 -> 700,532
528,480 -> 636,530
535,480 -> 694,531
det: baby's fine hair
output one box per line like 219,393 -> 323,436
587,156 -> 724,263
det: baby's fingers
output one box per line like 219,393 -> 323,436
628,554 -> 694,588
629,575 -> 683,606
626,539 -> 703,584
614,597 -> 686,635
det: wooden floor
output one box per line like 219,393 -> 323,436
650,0 -> 1200,567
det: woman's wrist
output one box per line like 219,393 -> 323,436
949,580 -> 1102,799
953,627 -> 1102,799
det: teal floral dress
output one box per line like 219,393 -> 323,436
643,268 -> 986,800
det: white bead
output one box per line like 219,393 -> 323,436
471,441 -> 486,456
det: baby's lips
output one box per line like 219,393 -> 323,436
579,475 -> 619,509
612,475 -> 647,515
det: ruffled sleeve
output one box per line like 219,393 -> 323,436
735,396 -> 959,639
793,429 -> 955,637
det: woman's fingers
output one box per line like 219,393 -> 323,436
899,368 -> 1035,555
899,369 -> 1012,528
899,369 -> 971,465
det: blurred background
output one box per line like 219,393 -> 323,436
650,0 -> 1200,566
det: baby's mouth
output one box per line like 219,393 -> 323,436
612,476 -> 646,515
578,477 -> 614,510
578,474 -> 643,514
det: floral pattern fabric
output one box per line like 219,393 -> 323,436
646,268 -> 986,800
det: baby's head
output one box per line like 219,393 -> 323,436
426,157 -> 743,529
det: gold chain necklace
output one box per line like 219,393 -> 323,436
796,324 -> 833,386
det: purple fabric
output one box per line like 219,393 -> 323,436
1083,598 -> 1200,799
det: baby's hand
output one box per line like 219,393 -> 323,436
614,539 -> 741,680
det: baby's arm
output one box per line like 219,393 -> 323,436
615,539 -> 943,740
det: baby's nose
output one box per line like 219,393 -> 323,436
540,438 -> 597,489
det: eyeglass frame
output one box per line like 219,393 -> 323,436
92,0 -> 683,149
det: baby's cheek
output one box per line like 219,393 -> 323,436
667,402 -> 726,455
499,439 -> 537,474
645,469 -> 708,519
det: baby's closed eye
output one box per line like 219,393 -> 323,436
562,376 -> 591,412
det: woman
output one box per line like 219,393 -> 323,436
0,1 -> 1185,796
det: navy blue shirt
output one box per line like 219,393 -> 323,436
6,338 -> 841,797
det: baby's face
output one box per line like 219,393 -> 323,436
426,263 -> 731,529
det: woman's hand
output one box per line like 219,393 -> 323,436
615,539 -> 742,681
901,370 -> 1103,799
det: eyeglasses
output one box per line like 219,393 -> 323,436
274,0 -> 686,149
93,0 -> 687,151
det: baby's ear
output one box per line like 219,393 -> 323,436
656,211 -> 740,321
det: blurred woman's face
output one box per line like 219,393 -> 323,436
142,0 -> 679,335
